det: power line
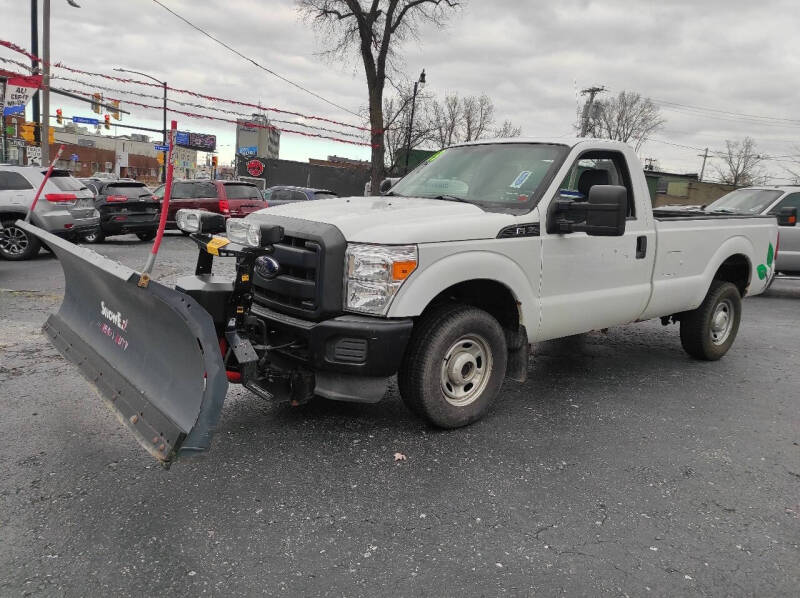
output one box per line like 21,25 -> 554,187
650,97 -> 800,124
149,0 -> 362,120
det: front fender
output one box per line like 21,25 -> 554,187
387,249 -> 539,332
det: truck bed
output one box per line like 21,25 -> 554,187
638,214 -> 776,321
653,208 -> 775,221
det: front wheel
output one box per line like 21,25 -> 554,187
398,305 -> 507,428
680,281 -> 741,361
136,232 -> 156,242
0,219 -> 41,260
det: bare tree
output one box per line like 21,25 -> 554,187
429,94 -> 462,148
299,0 -> 460,191
713,137 -> 766,187
427,92 -> 519,146
586,90 -> 664,151
780,145 -> 800,184
383,87 -> 432,173
494,119 -> 522,138
462,93 -> 494,141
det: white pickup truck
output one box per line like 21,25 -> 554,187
22,138 -> 782,462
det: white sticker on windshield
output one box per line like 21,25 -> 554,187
510,171 -> 531,189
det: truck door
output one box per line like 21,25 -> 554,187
768,192 -> 800,272
537,150 -> 656,340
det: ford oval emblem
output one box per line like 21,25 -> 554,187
255,256 -> 280,279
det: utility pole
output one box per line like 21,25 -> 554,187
41,0 -> 50,163
579,85 -> 605,137
698,147 -> 709,182
31,0 -> 40,145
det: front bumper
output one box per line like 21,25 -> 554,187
250,303 -> 413,378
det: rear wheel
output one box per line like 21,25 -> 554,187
136,232 -> 156,242
83,230 -> 105,243
0,218 -> 41,260
680,280 -> 741,360
398,305 -> 507,428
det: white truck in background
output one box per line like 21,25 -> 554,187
22,138 -> 786,462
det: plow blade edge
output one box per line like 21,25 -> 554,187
18,221 -> 228,463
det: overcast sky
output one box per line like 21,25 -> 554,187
1,0 -> 798,180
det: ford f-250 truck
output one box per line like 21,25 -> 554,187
20,138 -> 784,463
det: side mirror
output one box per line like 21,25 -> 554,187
777,206 -> 797,227
379,178 -> 394,194
546,185 -> 628,237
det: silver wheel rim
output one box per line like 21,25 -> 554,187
0,226 -> 29,255
85,233 -> 97,242
710,298 -> 734,345
440,334 -> 493,407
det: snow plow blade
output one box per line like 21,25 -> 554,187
17,221 -> 228,464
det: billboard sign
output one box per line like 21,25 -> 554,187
1,71 -> 43,116
176,131 -> 216,152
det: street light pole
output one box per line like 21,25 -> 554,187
30,0 -> 39,144
114,68 -> 167,182
404,69 -> 426,175
41,0 -> 50,163
39,0 -> 81,164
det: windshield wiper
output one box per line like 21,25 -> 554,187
429,194 -> 471,203
708,207 -> 738,213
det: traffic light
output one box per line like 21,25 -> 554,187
48,127 -> 55,145
92,93 -> 102,114
211,155 -> 218,167
111,100 -> 121,121
56,108 -> 63,125
104,114 -> 111,130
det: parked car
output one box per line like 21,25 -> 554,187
79,177 -> 103,195
0,165 -> 98,260
22,138 -> 781,463
152,179 -> 266,228
703,186 -> 800,274
262,185 -> 338,206
82,180 -> 161,243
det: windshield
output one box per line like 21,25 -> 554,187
706,189 -> 782,214
224,183 -> 261,200
105,183 -> 151,198
389,143 -> 568,210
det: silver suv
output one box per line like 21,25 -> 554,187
705,186 -> 800,274
0,166 -> 99,260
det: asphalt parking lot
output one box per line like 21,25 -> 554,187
1,233 -> 798,597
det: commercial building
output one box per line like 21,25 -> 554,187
235,114 -> 280,159
44,124 -> 198,184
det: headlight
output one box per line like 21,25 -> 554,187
176,209 -> 225,234
345,244 -> 417,315
176,209 -> 200,233
226,218 -> 260,246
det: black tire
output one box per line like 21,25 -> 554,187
679,280 -> 741,361
136,232 -> 156,242
83,230 -> 105,244
398,304 -> 508,428
0,218 -> 41,260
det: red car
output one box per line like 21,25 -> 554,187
152,179 -> 267,228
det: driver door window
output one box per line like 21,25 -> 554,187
558,154 -> 635,219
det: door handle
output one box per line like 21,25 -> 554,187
636,235 -> 647,259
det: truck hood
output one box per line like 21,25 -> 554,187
249,196 -> 518,243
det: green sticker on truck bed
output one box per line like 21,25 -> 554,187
757,242 -> 775,280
